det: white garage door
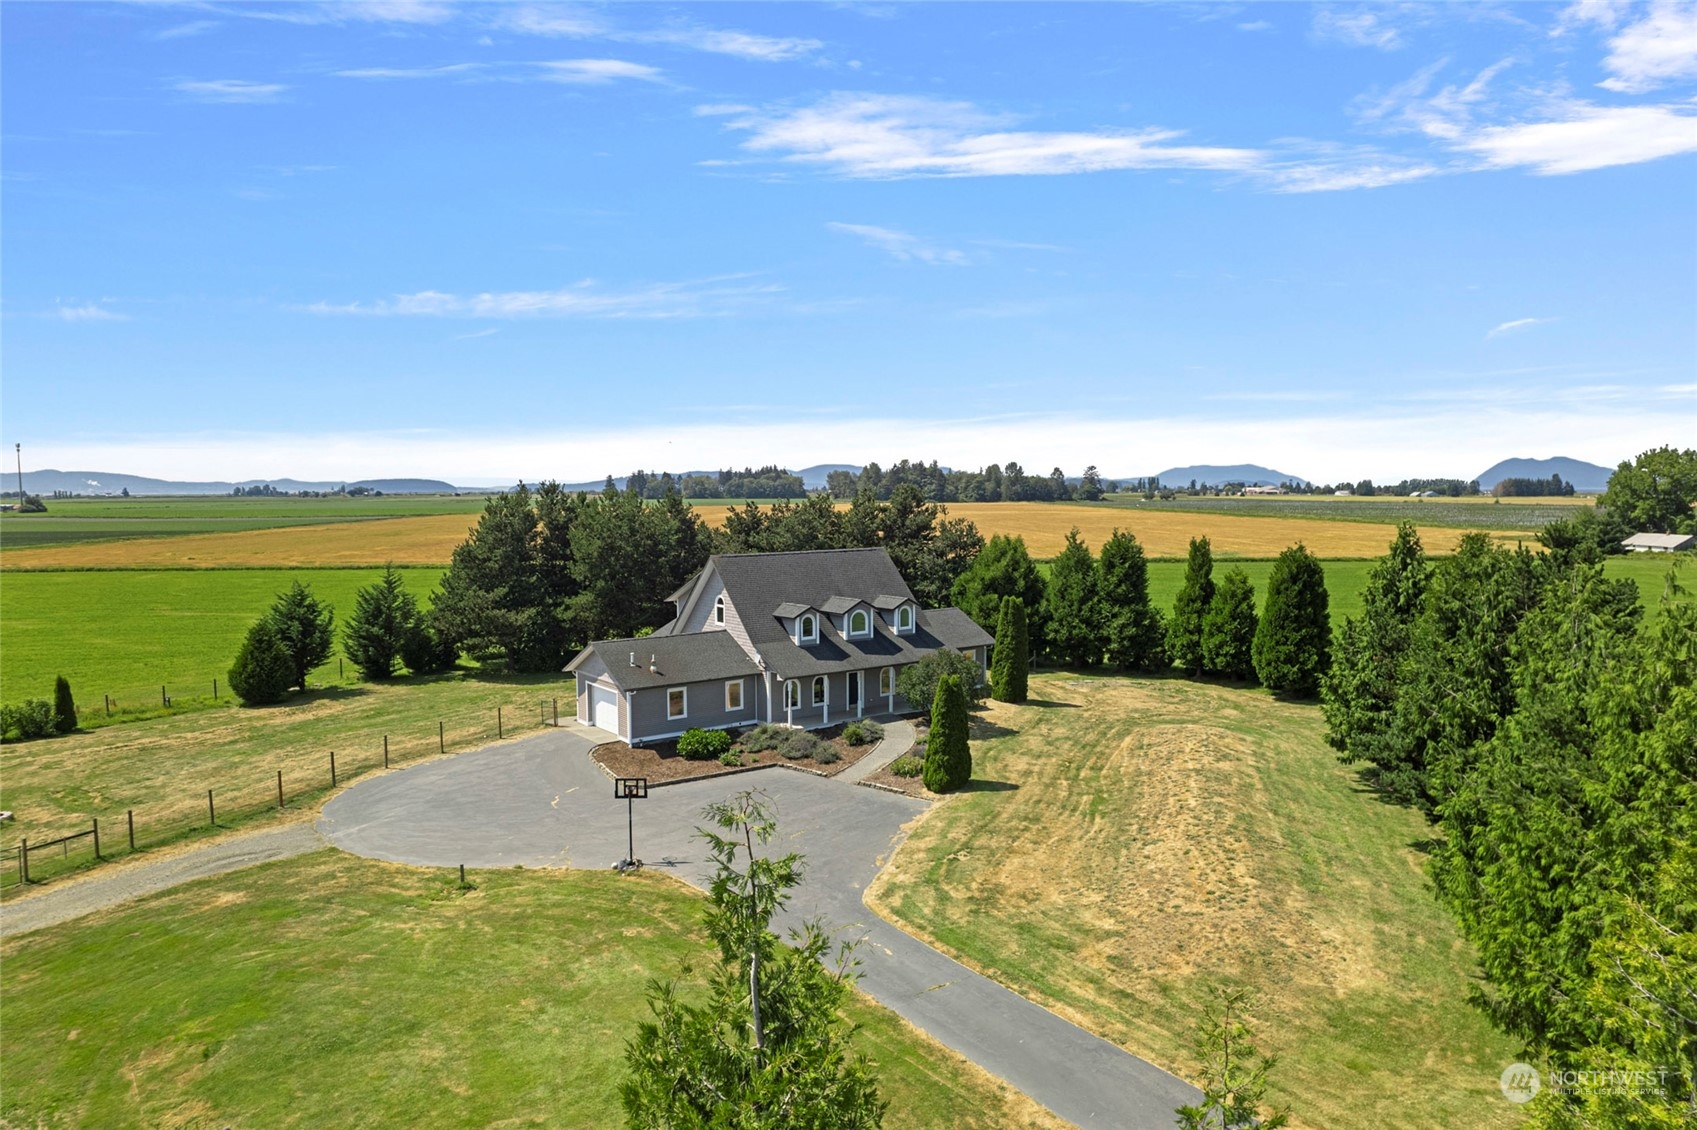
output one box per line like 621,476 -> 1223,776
591,684 -> 619,734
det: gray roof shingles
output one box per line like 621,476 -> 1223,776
568,632 -> 761,691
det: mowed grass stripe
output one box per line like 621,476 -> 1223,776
1,502 -> 1532,569
0,852 -> 1064,1129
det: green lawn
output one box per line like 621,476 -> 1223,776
869,674 -> 1526,1130
1,567 -> 445,710
0,851 -> 1062,1129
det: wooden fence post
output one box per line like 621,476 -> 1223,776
439,721 -> 444,754
128,809 -> 135,851
383,735 -> 389,768
208,789 -> 215,828
213,678 -> 219,700
553,697 -> 559,726
92,818 -> 101,860
277,770 -> 285,810
105,694 -> 111,716
330,751 -> 337,787
498,707 -> 503,739
19,838 -> 27,884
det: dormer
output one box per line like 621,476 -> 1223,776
819,596 -> 875,641
774,602 -> 820,645
873,594 -> 917,635
712,594 -> 727,627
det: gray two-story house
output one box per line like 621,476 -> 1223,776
565,547 -> 993,745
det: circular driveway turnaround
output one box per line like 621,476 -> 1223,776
320,726 -> 1199,1130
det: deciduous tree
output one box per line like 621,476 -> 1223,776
1174,988 -> 1290,1130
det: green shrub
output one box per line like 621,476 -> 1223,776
922,674 -> 972,793
718,749 -> 741,767
677,728 -> 734,761
400,621 -> 459,675
897,649 -> 987,716
0,700 -> 56,743
813,745 -> 841,765
739,723 -> 834,761
739,724 -> 789,753
52,675 -> 77,734
842,720 -> 884,746
888,754 -> 923,777
228,618 -> 294,706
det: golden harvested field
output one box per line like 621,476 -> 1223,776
0,503 -> 1522,569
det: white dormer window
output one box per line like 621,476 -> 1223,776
848,609 -> 870,638
896,605 -> 914,634
714,596 -> 726,625
798,614 -> 818,643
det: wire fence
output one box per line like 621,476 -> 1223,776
2,695 -> 568,892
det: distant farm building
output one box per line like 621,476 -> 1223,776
1244,485 -> 1286,495
1620,532 -> 1696,553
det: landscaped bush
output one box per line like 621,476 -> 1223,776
842,719 -> 884,746
739,724 -> 789,753
738,724 -> 833,761
52,675 -> 77,734
718,749 -> 742,767
677,727 -> 734,761
812,745 -> 841,765
0,700 -> 56,743
228,617 -> 293,706
887,754 -> 923,778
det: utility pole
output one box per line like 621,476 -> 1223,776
14,443 -> 22,500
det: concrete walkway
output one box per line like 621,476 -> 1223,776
836,718 -> 916,784
319,727 -> 1199,1129
0,822 -> 323,939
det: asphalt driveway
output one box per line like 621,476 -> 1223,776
319,726 -> 1198,1129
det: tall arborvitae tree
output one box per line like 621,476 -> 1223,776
228,617 -> 294,705
1167,536 -> 1216,675
343,565 -> 420,680
950,534 -> 1048,658
922,674 -> 972,794
622,792 -> 886,1128
1099,529 -> 1167,671
268,580 -> 335,691
51,675 -> 77,734
1201,568 -> 1258,682
1251,544 -> 1330,696
1321,523 -> 1429,761
989,596 -> 1029,703
1043,528 -> 1101,667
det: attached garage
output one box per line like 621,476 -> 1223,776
589,683 -> 619,735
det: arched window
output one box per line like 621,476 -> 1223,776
714,596 -> 725,625
849,609 -> 869,637
800,614 -> 817,642
812,676 -> 827,706
785,680 -> 800,708
896,605 -> 913,633
879,667 -> 893,696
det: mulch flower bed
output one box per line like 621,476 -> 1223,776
591,722 -> 882,785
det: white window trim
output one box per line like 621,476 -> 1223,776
666,686 -> 688,721
879,666 -> 894,696
798,614 -> 818,644
714,596 -> 726,625
847,609 -> 870,638
895,605 -> 915,634
811,675 -> 828,707
725,679 -> 744,712
785,679 -> 801,708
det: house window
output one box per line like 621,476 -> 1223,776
880,666 -> 893,696
896,605 -> 914,633
848,609 -> 869,637
714,596 -> 726,625
812,676 -> 827,706
799,614 -> 817,642
785,679 -> 800,708
725,679 -> 743,711
667,687 -> 687,720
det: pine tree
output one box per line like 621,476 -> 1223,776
1201,568 -> 1258,681
401,616 -> 459,675
1099,529 -> 1167,671
950,534 -> 1048,658
268,580 -> 335,691
1320,523 -> 1429,759
1167,536 -> 1216,675
922,674 -> 972,793
1043,528 -> 1100,667
1251,544 -> 1331,695
51,675 -> 77,734
228,618 -> 294,705
343,565 -> 420,680
989,596 -> 1029,703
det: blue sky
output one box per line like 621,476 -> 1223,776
4,1 -> 1694,484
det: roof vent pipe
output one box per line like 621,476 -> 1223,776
629,651 -> 636,667
649,654 -> 658,674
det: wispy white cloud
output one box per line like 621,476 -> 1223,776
1487,316 -> 1556,337
306,276 -> 779,319
1238,20 -> 1273,33
1314,8 -> 1407,50
335,58 -> 661,85
535,58 -> 663,84
495,7 -> 819,61
174,79 -> 288,104
336,63 -> 485,80
57,304 -> 128,322
1597,0 -> 1697,92
1457,101 -> 1697,173
827,222 -> 969,265
154,20 -> 219,41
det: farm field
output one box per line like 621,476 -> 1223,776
1,567 -> 445,711
867,674 -> 1525,1130
1096,493 -> 1593,531
0,671 -> 567,883
0,851 -> 1060,1130
0,500 -> 1532,569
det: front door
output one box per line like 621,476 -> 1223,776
847,671 -> 861,710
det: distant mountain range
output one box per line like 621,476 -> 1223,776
14,470 -> 467,496
1473,456 -> 1614,492
1136,464 -> 1310,487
